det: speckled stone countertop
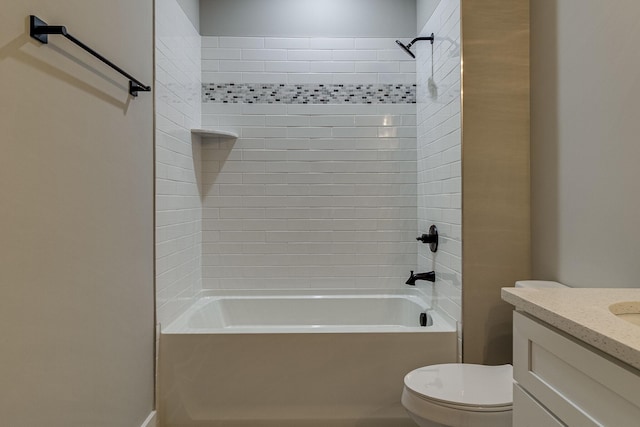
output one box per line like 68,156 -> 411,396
502,287 -> 640,370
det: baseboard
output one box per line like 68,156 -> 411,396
141,411 -> 157,427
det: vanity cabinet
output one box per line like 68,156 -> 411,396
512,312 -> 640,427
513,385 -> 563,427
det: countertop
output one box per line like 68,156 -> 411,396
502,287 -> 640,370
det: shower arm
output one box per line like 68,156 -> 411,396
406,34 -> 435,49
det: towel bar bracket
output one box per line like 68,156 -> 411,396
30,15 -> 65,43
29,15 -> 151,97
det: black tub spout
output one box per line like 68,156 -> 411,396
405,270 -> 435,286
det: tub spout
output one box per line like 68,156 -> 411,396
405,270 -> 435,286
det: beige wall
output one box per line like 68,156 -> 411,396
461,0 -> 531,364
531,0 -> 640,289
0,1 -> 155,426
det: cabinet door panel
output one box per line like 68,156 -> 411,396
513,384 -> 565,427
513,312 -> 640,427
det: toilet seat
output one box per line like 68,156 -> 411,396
404,363 -> 513,412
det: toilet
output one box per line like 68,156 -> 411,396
402,363 -> 512,427
401,280 -> 567,427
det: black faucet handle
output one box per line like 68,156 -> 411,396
416,234 -> 435,243
416,225 -> 438,252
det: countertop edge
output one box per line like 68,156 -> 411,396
502,288 -> 640,371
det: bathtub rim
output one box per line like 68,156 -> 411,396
161,287 -> 457,335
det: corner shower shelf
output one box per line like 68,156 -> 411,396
191,129 -> 238,139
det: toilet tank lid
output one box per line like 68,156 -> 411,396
515,280 -> 569,289
404,364 -> 513,408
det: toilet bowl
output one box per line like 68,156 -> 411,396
402,363 -> 513,427
402,281 -> 568,427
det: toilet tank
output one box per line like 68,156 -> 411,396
515,280 -> 569,289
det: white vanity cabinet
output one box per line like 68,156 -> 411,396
512,312 -> 640,427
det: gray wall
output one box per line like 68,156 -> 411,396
177,0 -> 200,31
199,0 -> 417,37
531,0 -> 640,288
417,0 -> 441,31
0,1 -> 155,426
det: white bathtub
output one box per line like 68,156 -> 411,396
159,289 -> 457,427
164,289 -> 454,333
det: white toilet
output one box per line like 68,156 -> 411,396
402,280 -> 567,427
402,363 -> 513,427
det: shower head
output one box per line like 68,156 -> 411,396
395,40 -> 416,59
395,33 -> 435,59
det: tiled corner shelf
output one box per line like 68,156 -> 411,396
191,129 -> 238,139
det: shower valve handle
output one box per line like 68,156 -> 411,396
416,225 -> 438,253
416,234 -> 436,243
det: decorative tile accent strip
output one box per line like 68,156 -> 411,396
202,83 -> 416,104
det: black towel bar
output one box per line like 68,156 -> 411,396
29,15 -> 151,97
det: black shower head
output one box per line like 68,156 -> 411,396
395,33 -> 435,59
395,40 -> 416,59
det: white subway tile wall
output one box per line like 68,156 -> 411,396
200,36 -> 417,290
202,37 -> 416,85
200,104 -> 417,289
416,0 -> 462,359
155,0 -> 202,325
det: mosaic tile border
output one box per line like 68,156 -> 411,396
202,83 -> 416,104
